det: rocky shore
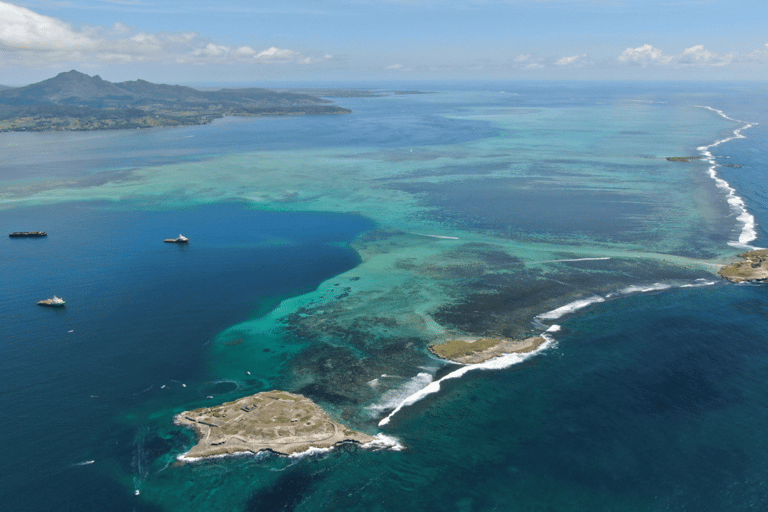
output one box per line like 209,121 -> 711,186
719,249 -> 768,283
175,390 -> 374,459
429,336 -> 547,364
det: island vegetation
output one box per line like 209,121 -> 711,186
0,70 -> 352,132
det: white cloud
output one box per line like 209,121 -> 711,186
0,1 -> 95,50
555,53 -> 586,66
233,46 -> 256,57
254,47 -> 296,60
679,45 -> 733,66
0,1 -> 320,69
618,44 -> 673,65
618,43 -> 738,67
194,43 -> 229,58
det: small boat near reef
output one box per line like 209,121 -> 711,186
164,234 -> 189,244
9,231 -> 47,238
38,295 -> 66,307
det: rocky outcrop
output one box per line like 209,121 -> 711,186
719,249 -> 768,283
175,390 -> 374,459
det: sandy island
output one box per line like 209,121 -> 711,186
175,390 -> 374,459
719,249 -> 768,283
429,336 -> 547,364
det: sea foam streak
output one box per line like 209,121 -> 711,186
607,282 -> 672,297
175,434 -> 403,463
378,333 -> 556,427
695,106 -> 762,249
407,232 -> 460,240
536,296 -> 606,321
367,372 -> 435,415
537,278 -> 719,323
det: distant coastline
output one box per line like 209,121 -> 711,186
0,70 -> 355,133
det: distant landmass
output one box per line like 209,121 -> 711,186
0,70 -> 352,132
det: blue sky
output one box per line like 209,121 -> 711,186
1,0 -> 768,84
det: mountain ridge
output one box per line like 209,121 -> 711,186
0,70 -> 351,131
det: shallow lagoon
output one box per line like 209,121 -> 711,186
2,82 -> 767,511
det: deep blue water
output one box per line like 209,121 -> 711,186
0,202 -> 372,510
2,82 -> 768,511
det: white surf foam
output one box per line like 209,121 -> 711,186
378,335 -> 555,427
613,282 -> 672,295
288,445 -> 336,459
679,279 -> 717,288
538,257 -> 611,263
535,296 -> 606,321
695,106 -> 762,249
407,232 -> 460,240
363,433 -> 405,451
367,372 -> 434,415
538,278 -> 719,325
176,450 -> 255,463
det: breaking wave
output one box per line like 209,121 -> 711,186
695,106 -> 761,249
378,333 -> 557,427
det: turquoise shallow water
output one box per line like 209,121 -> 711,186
1,82 -> 767,511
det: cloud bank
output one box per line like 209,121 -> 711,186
0,1 -> 327,68
618,44 -> 737,67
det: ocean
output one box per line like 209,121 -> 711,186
1,81 -> 767,511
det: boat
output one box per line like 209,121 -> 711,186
38,295 -> 66,307
9,231 -> 47,238
164,234 -> 189,244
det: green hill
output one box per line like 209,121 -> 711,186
0,70 -> 351,132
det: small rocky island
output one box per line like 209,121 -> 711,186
719,249 -> 768,283
9,231 -> 47,237
175,390 -> 374,459
429,336 -> 547,364
666,156 -> 702,162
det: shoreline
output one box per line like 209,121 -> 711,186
174,390 -> 379,460
428,335 -> 548,364
719,249 -> 768,283
378,331 -> 558,427
0,107 -> 352,133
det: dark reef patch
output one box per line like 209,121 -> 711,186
434,257 -> 712,337
288,339 -> 428,416
389,176 -> 655,242
376,160 -> 513,181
